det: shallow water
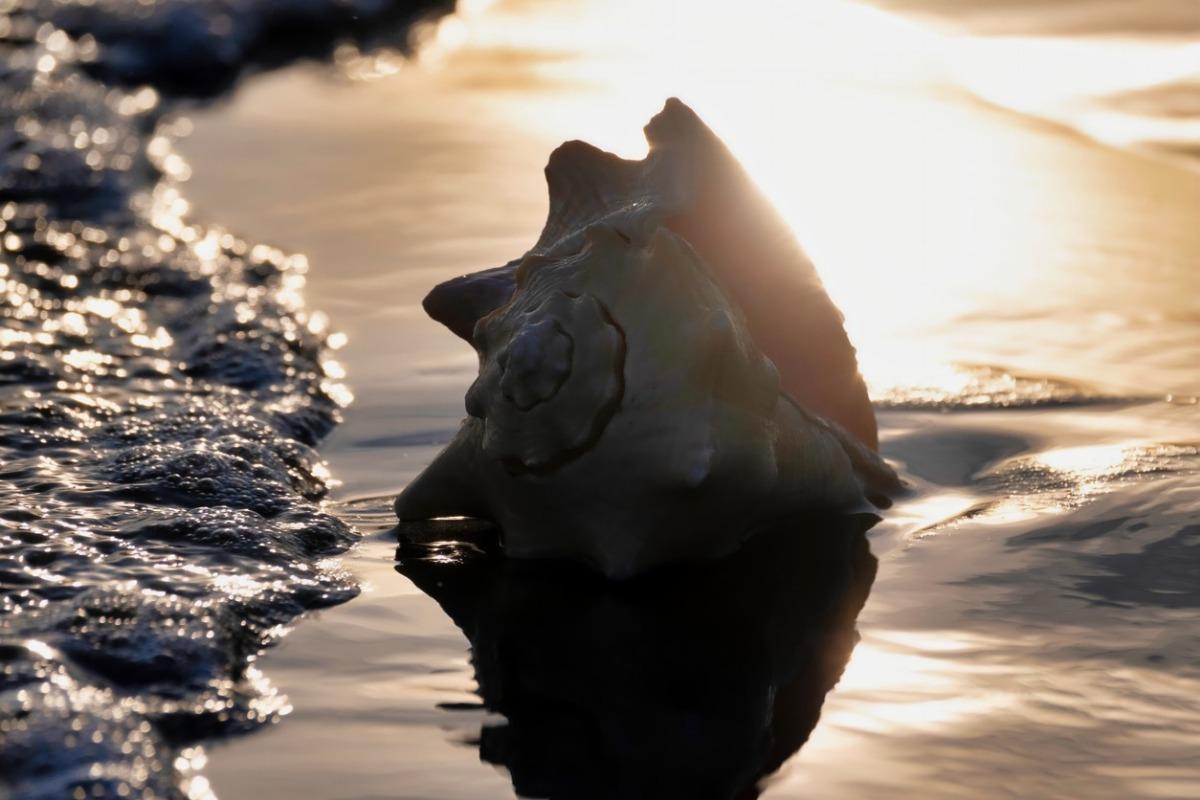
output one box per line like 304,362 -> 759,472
0,2 -> 441,797
4,0 -> 1200,797
178,27 -> 1200,800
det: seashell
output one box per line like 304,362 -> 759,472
466,288 -> 625,472
396,99 -> 899,578
425,97 -> 878,450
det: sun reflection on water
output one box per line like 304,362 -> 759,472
1037,443 -> 1134,475
328,0 -> 1200,401
831,633 -> 1014,733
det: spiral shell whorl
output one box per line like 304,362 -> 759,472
467,290 -> 624,473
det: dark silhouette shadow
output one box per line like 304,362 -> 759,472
45,0 -> 453,100
395,514 -> 879,800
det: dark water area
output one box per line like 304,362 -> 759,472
396,515 -> 877,800
3,0 -> 1200,798
44,0 -> 450,98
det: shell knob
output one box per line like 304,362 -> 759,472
466,291 -> 624,473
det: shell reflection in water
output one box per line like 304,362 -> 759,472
396,513 -> 878,800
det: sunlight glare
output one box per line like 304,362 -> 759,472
1037,443 -> 1134,476
402,0 -> 1105,396
827,631 -> 1014,733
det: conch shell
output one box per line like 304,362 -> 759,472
396,99 -> 898,578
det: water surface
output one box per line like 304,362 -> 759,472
3,0 -> 1198,797
172,4 -> 1200,797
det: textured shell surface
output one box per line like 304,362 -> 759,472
425,97 -> 879,450
397,99 -> 899,578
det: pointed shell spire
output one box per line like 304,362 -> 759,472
423,98 -> 878,449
